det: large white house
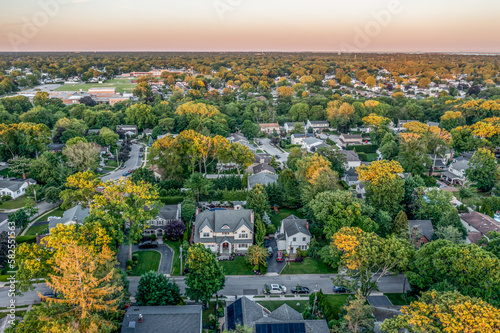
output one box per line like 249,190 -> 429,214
193,208 -> 254,254
0,178 -> 36,199
276,215 -> 311,254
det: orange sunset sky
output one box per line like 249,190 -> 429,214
0,0 -> 499,52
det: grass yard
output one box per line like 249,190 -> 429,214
0,196 -> 30,210
36,208 -> 66,222
269,208 -> 304,229
219,256 -> 254,275
163,239 -> 181,276
24,223 -> 49,236
257,300 -> 308,313
54,77 -> 137,94
385,293 -> 410,306
130,251 -> 161,276
283,258 -> 337,275
324,294 -> 350,320
0,311 -> 27,320
365,152 -> 379,161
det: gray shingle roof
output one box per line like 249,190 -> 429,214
49,205 -> 90,230
248,172 -> 278,188
268,304 -> 304,321
282,215 -> 311,237
0,178 -> 35,192
252,163 -> 276,174
121,305 -> 202,333
408,220 -> 434,241
194,209 -> 253,243
158,204 -> 181,221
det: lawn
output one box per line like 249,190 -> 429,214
0,311 -> 26,320
130,251 -> 161,276
385,293 -> 410,306
365,152 -> 379,161
219,256 -> 254,275
324,294 -> 350,320
257,300 -> 309,313
269,208 -> 304,229
163,239 -> 181,276
54,77 -> 137,94
283,258 -> 337,275
0,196 -> 30,210
36,208 -> 66,222
24,223 -> 49,236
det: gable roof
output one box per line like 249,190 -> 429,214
408,220 -> 434,241
248,172 -> 278,188
49,205 -> 90,230
158,204 -> 181,221
268,304 -> 304,321
282,215 -> 311,237
302,138 -> 322,146
121,305 -> 202,333
194,209 -> 254,242
252,163 -> 276,174
461,211 -> 500,235
0,178 -> 34,192
341,150 -> 361,162
226,297 -> 264,330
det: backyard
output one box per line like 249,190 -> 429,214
219,256 -> 254,275
269,208 -> 304,229
283,258 -> 337,275
0,196 -> 30,210
54,77 -> 137,94
129,251 -> 161,276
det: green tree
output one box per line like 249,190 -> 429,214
391,211 -> 409,239
136,271 -> 182,306
289,103 -> 310,122
185,243 -> 225,306
241,120 -> 260,139
125,103 -> 157,130
478,231 -> 500,258
254,218 -> 266,246
466,148 -> 497,191
184,172 -> 211,202
246,245 -> 269,271
333,290 -> 375,333
247,183 -> 269,218
435,225 -> 463,244
8,209 -> 30,229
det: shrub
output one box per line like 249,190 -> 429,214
15,235 -> 36,244
132,254 -> 139,261
150,234 -> 157,241
126,259 -> 134,267
164,220 -> 187,241
2,195 -> 12,201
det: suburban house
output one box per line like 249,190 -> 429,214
225,297 -> 329,333
0,178 -> 36,199
460,211 -> 500,244
355,182 -> 366,198
47,143 -> 66,153
341,150 -> 362,169
394,119 -> 417,131
427,154 -> 447,171
284,122 -> 304,133
338,134 -> 364,148
305,120 -> 329,132
301,137 -> 330,152
145,204 -> 182,236
193,208 -> 254,254
408,220 -> 435,247
48,204 -> 90,232
248,172 -> 278,189
291,133 -> 314,145
259,123 -> 280,134
228,133 -> 257,153
121,305 -> 202,333
246,153 -> 275,174
116,125 -> 138,137
276,215 -> 311,254
426,121 -> 440,128
342,168 -> 359,187
440,153 -> 472,185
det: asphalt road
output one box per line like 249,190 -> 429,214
101,143 -> 143,182
260,138 -> 289,166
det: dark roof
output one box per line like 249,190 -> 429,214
226,297 -> 264,330
255,323 -> 306,333
268,304 -> 304,321
367,296 -> 393,307
341,150 -> 361,162
253,163 -> 276,174
461,211 -> 500,235
0,178 -> 35,192
194,209 -> 253,243
158,204 -> 180,221
340,134 -> 363,140
291,133 -> 314,139
248,172 -> 278,188
47,143 -> 66,151
408,220 -> 434,242
281,215 -> 311,237
121,305 -> 202,333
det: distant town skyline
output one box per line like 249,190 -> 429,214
0,0 -> 499,52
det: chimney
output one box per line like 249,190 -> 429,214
138,314 -> 143,323
306,222 -> 309,230
22,173 -> 26,180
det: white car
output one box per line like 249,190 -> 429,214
264,284 -> 287,294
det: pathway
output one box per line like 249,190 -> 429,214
117,243 -> 174,275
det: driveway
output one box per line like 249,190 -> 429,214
117,243 -> 174,275
264,237 -> 286,274
101,143 -> 143,182
260,138 -> 289,166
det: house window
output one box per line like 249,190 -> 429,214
202,232 -> 210,238
239,232 -> 248,239
293,237 -> 296,241
239,244 -> 248,248
302,237 -> 306,242
222,232 -> 230,236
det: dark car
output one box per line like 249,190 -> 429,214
275,154 -> 280,158
40,291 -> 59,301
291,286 -> 310,294
333,286 -> 349,293
276,250 -> 284,262
138,241 -> 159,249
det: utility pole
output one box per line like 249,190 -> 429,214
180,245 -> 183,274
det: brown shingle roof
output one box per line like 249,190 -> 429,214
461,211 -> 500,235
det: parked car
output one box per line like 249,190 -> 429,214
267,246 -> 273,256
138,241 -> 159,249
40,291 -> 59,301
333,285 -> 349,293
275,154 -> 280,158
263,284 -> 287,295
122,170 -> 132,177
291,286 -> 310,294
139,153 -> 143,157
276,250 -> 284,262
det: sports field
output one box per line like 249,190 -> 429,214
54,77 -> 136,93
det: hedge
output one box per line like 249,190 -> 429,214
16,235 -> 37,244
346,144 -> 378,153
159,196 -> 184,205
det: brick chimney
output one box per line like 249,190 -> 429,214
306,222 -> 309,230
138,314 -> 143,323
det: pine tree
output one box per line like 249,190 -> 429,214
391,210 -> 409,239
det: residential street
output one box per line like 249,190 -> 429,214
101,143 -> 143,182
0,201 -> 58,234
0,274 -> 410,307
259,138 -> 289,165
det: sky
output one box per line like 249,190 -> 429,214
0,0 -> 499,52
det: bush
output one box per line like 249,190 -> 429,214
266,224 -> 276,235
126,259 -> 134,267
159,196 -> 184,204
346,144 -> 377,153
15,235 -> 36,244
2,195 -> 12,201
132,254 -> 139,261
357,152 -> 367,161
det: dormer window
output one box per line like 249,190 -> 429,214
239,231 -> 248,239
222,224 -> 230,230
203,232 -> 210,238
